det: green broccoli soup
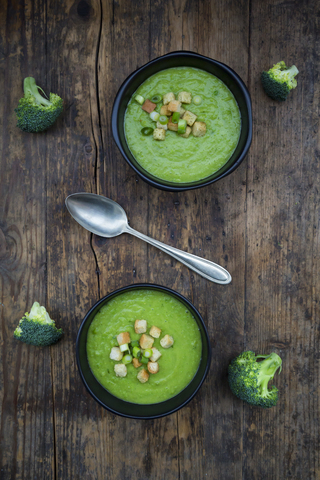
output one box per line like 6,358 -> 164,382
124,67 -> 241,183
86,289 -> 202,404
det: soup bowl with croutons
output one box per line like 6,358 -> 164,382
112,51 -> 252,191
76,283 -> 211,419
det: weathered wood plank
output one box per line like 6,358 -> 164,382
245,0 -> 320,479
0,1 -> 56,478
44,0 -> 103,478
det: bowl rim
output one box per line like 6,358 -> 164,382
76,282 -> 212,419
111,50 -> 252,192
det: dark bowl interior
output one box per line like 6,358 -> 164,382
112,51 -> 252,192
76,283 -> 211,419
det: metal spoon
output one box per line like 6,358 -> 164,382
65,192 -> 232,285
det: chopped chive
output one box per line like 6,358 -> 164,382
122,354 -> 133,364
141,127 -> 154,136
141,356 -> 149,364
214,90 -> 219,96
130,340 -> 139,347
159,115 -> 169,125
120,343 -> 129,352
171,112 -> 180,124
151,94 -> 162,103
150,111 -> 160,122
135,94 -> 145,104
193,95 -> 202,105
143,348 -> 153,358
177,119 -> 187,134
132,346 -> 141,358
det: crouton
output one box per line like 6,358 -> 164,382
117,331 -> 131,346
149,325 -> 161,338
182,110 -> 197,127
167,100 -> 182,112
134,319 -> 147,334
177,91 -> 192,104
163,92 -> 175,105
179,126 -> 192,138
137,369 -> 149,383
160,105 -> 171,116
109,347 -> 123,361
192,121 -> 206,137
167,117 -> 178,132
156,121 -> 168,130
114,363 -> 127,377
153,128 -> 166,141
133,357 -> 142,368
160,334 -> 174,348
139,333 -> 154,349
150,347 -> 162,362
179,107 -> 186,118
141,99 -> 157,113
147,362 -> 159,374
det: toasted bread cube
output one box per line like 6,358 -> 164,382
137,369 -> 149,383
160,105 -> 171,116
179,107 -> 186,117
149,325 -> 161,338
139,333 -> 154,349
153,128 -> 166,141
156,121 -> 168,130
160,334 -> 174,348
178,91 -> 192,104
167,100 -> 182,112
179,126 -> 192,138
114,363 -> 127,377
183,110 -> 197,127
192,121 -> 206,137
133,357 -> 142,368
117,331 -> 131,346
167,117 -> 178,132
163,92 -> 175,105
134,319 -> 147,334
110,347 -> 123,361
141,99 -> 157,113
148,362 -> 159,374
150,347 -> 162,362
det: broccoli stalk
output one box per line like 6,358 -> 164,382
14,302 -> 63,346
261,61 -> 299,101
15,77 -> 63,132
228,351 -> 282,408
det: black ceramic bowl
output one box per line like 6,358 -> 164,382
112,50 -> 252,192
76,283 -> 211,419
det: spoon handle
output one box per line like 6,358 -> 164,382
126,226 -> 232,285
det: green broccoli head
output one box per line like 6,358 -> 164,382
15,77 -> 63,132
14,302 -> 63,346
261,61 -> 299,101
228,350 -> 282,408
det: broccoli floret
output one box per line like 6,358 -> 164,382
14,302 -> 63,346
15,77 -> 63,132
228,350 -> 282,408
261,61 -> 299,101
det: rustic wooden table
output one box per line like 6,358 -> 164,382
1,1 -> 319,479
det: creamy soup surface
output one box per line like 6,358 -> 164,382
124,67 -> 241,183
87,289 -> 202,404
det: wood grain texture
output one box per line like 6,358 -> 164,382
0,1 -> 55,478
244,1 -> 320,478
0,0 -> 319,479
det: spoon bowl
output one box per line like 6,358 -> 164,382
66,193 -> 127,238
65,192 -> 232,285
